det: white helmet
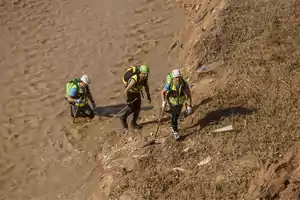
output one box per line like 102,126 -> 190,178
172,69 -> 181,78
80,75 -> 91,84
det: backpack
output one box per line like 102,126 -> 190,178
122,66 -> 141,86
166,73 -> 173,85
65,78 -> 80,97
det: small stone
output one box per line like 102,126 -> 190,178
183,147 -> 190,152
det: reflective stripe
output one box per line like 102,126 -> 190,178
128,74 -> 143,93
70,84 -> 88,107
122,66 -> 138,85
168,82 -> 186,105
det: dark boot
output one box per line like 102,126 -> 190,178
131,108 -> 142,129
120,117 -> 128,130
131,123 -> 142,129
119,105 -> 133,131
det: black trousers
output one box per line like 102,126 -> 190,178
170,104 -> 183,132
70,103 -> 95,119
120,92 -> 141,128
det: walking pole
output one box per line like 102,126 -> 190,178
73,104 -> 79,123
107,98 -> 137,123
141,105 -> 166,148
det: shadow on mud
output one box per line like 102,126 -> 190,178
190,97 -> 213,115
182,106 -> 257,139
93,104 -> 153,117
140,97 -> 213,128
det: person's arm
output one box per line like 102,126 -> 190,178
124,79 -> 136,102
144,83 -> 151,101
87,86 -> 95,103
161,83 -> 170,103
66,88 -> 79,103
184,82 -> 192,107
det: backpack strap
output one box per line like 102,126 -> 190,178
123,65 -> 143,87
169,76 -> 187,90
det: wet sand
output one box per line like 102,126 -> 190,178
0,0 -> 184,199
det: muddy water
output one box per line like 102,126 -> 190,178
0,0 -> 184,199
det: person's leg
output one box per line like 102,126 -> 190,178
175,104 -> 183,129
131,93 -> 142,129
119,106 -> 133,130
171,104 -> 183,140
83,104 -> 95,119
120,92 -> 136,130
171,104 -> 178,132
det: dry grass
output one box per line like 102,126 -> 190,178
190,0 -> 300,198
108,0 -> 300,199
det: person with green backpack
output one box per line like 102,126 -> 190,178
120,65 -> 151,131
161,69 -> 192,140
65,75 -> 96,120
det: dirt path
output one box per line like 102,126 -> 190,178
0,0 -> 185,199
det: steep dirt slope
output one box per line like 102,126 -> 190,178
173,0 -> 300,199
95,0 -> 300,199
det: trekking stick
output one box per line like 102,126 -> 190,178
142,105 -> 166,148
108,98 -> 137,123
153,106 -> 165,138
73,104 -> 79,123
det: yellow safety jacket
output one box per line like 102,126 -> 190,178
168,80 -> 187,105
122,66 -> 148,93
70,84 -> 88,107
128,74 -> 146,93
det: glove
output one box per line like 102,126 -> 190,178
91,101 -> 96,108
162,101 -> 166,109
75,99 -> 82,104
186,106 -> 192,115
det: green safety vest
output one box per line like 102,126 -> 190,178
122,66 -> 148,93
122,66 -> 140,85
167,78 -> 187,105
128,74 -> 145,93
65,78 -> 88,107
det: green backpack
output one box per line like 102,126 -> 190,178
166,73 -> 173,85
65,78 -> 80,97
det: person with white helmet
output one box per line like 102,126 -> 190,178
65,74 -> 96,119
161,69 -> 192,140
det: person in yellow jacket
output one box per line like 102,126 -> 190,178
120,65 -> 151,131
65,75 -> 96,119
161,69 -> 192,140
